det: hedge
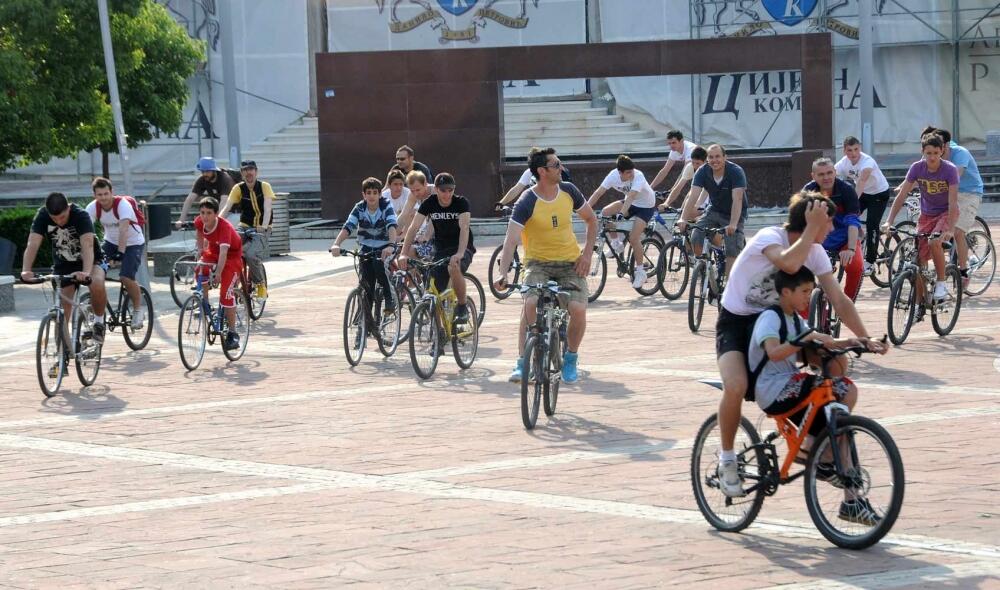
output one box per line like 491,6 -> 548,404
0,200 -> 97,271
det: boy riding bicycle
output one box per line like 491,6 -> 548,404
193,197 -> 244,351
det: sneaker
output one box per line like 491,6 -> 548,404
562,351 -> 579,383
863,261 -> 873,276
131,307 -> 145,330
223,332 -> 240,351
839,498 -> 882,526
509,357 -> 524,383
716,458 -> 746,498
383,302 -> 396,317
610,238 -> 625,254
453,303 -> 469,325
933,281 -> 949,301
255,283 -> 268,299
92,322 -> 105,345
631,266 -> 647,289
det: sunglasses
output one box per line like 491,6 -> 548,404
395,156 -> 408,162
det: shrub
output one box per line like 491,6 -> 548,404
0,207 -> 50,270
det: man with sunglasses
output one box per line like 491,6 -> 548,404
391,145 -> 433,184
219,160 -> 273,299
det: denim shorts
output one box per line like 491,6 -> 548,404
102,241 -> 144,280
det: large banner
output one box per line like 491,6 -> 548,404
327,0 -> 588,97
599,0 -> 999,149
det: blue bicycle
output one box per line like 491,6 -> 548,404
177,261 -> 251,370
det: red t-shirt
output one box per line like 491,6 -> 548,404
195,216 -> 243,269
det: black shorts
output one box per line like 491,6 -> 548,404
431,248 -> 474,293
625,205 -> 656,223
715,307 -> 760,358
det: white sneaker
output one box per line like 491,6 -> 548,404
934,281 -> 949,301
131,307 -> 145,330
717,458 -> 746,498
631,266 -> 647,289
863,261 -> 873,276
610,238 -> 625,254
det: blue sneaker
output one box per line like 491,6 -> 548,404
562,351 -> 579,383
509,357 -> 524,383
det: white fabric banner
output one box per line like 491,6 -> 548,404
327,0 -> 588,98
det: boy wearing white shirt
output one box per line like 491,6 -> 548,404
651,130 -> 697,189
383,169 -> 411,216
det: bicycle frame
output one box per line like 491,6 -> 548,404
598,216 -> 640,274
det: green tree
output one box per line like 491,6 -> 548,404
0,0 -> 204,172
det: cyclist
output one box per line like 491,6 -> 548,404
193,197 -> 244,352
835,136 -> 891,276
677,144 -> 748,273
397,172 -> 475,324
803,157 -> 864,301
882,133 -> 959,306
396,171 -> 436,259
219,160 -> 272,299
659,146 -> 708,211
176,156 -> 237,228
330,177 -> 398,315
391,145 -> 433,184
495,154 -> 571,209
84,177 -> 146,329
650,129 -> 698,190
713,192 -> 885,498
586,155 -> 658,289
21,192 -> 109,344
383,169 -> 410,216
927,126 -> 985,287
494,147 -> 598,383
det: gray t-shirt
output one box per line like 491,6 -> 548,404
749,308 -> 811,409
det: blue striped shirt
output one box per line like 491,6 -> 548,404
344,198 -> 397,249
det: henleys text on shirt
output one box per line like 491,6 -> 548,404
429,212 -> 462,220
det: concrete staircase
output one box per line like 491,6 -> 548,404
503,100 -> 662,158
240,117 -> 320,182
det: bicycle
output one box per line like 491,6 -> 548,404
80,266 -> 154,351
691,338 -> 904,550
687,226 -> 727,333
176,261 -> 252,370
236,227 -> 269,321
886,228 -> 962,345
407,258 -> 480,379
657,212 -> 692,300
588,214 -> 665,301
487,206 -> 524,301
902,192 -> 991,238
807,250 -> 853,338
21,274 -> 103,397
512,281 -> 574,430
866,221 -> 913,289
958,228 -> 996,296
169,222 -> 201,307
342,250 -> 402,365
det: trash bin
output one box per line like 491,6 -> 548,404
269,193 -> 291,256
146,203 -> 173,241
0,237 -> 15,276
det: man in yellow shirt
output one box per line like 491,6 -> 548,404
220,160 -> 273,298
494,148 -> 598,383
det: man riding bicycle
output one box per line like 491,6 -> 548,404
803,157 -> 864,301
495,147 -> 599,384
677,144 -> 748,273
193,197 -> 243,352
219,160 -> 272,299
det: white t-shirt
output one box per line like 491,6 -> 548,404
668,140 -> 698,162
517,168 -> 535,187
600,169 -> 656,209
749,309 -> 812,409
835,152 -> 889,195
382,187 -> 411,216
85,199 -> 145,247
721,226 -> 833,316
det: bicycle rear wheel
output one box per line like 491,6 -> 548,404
543,325 -> 562,417
73,301 -> 102,386
803,415 -> 905,549
690,414 -> 767,532
36,312 -> 65,397
931,266 -> 962,336
887,272 -> 916,345
963,230 -> 995,296
375,282 -> 402,357
409,300 -> 440,379
122,286 -> 154,350
587,246 -> 607,302
395,281 -> 416,344
463,272 -> 486,326
169,253 -> 197,308
452,300 -> 479,369
521,335 -> 543,429
488,245 -> 520,300
632,237 -> 665,296
658,241 -> 690,300
343,287 -> 366,366
688,262 -> 707,333
177,295 -> 207,371
223,287 -> 251,361
249,264 -> 268,321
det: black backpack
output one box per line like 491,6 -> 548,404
745,305 -> 807,402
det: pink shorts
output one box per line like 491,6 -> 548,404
916,212 -> 950,263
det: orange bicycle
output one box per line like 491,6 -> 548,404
691,339 -> 904,549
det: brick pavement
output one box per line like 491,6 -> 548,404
0,233 -> 999,589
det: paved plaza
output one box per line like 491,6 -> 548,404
1,233 -> 999,589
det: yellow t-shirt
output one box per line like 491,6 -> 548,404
228,180 -> 275,227
511,182 -> 586,263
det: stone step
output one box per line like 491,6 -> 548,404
510,129 -> 656,143
504,119 -> 629,131
505,101 -> 602,113
503,112 -> 625,123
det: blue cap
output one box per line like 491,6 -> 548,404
196,156 -> 220,172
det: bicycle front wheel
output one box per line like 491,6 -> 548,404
658,240 -> 690,300
690,414 -> 767,532
395,282 -> 416,345
809,288 -> 838,336
931,265 -> 963,336
688,262 -> 707,333
488,245 -> 520,300
521,335 -> 543,430
632,237 -> 665,296
178,295 -> 207,371
343,287 -> 366,366
122,286 -> 154,350
409,300 -> 440,379
375,282 -> 402,357
543,325 -> 562,417
587,246 -> 607,302
73,302 -> 102,386
463,272 -> 486,326
169,253 -> 197,308
36,312 -> 65,397
887,272 -> 916,345
804,415 -> 905,549
963,229 -> 995,296
223,287 -> 251,361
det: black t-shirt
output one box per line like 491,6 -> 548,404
30,204 -> 96,268
191,172 -> 235,200
391,161 -> 434,183
417,194 -> 474,256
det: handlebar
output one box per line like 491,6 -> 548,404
408,257 -> 451,270
177,221 -> 196,231
510,280 -> 579,294
19,274 -> 92,286
793,334 -> 888,358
